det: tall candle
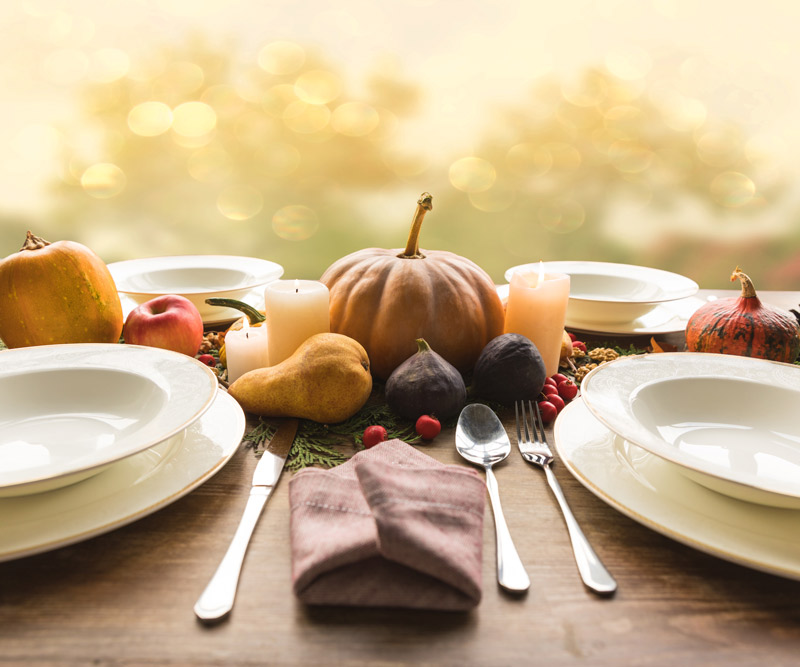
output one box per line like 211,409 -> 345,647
225,319 -> 269,382
264,279 -> 330,365
503,265 -> 570,377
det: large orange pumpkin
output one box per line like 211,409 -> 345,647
0,231 -> 123,348
320,193 -> 505,380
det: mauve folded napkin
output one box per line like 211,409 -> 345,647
289,439 -> 486,611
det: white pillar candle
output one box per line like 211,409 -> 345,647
225,320 -> 269,382
264,279 -> 330,366
503,265 -> 570,377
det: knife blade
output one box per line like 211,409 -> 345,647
194,418 -> 299,622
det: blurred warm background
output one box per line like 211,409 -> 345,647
2,0 -> 800,288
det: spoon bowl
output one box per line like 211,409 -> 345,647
456,403 -> 530,593
455,404 -> 511,467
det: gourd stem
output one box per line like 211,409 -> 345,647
205,297 -> 266,324
399,192 -> 433,259
415,338 -> 432,353
730,266 -> 757,299
21,231 -> 50,251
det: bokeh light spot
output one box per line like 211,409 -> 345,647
294,69 -> 341,105
172,101 -> 217,137
89,48 -> 130,83
155,61 -> 205,96
283,100 -> 331,134
540,142 -> 582,171
272,205 -> 319,241
262,84 -> 298,117
258,41 -> 306,75
608,140 -> 654,173
202,84 -> 247,120
468,184 -> 516,212
449,157 -> 496,192
538,199 -> 585,233
382,149 -> 430,179
127,101 -> 173,137
254,143 -> 301,177
710,171 -> 756,207
81,163 -> 126,199
697,127 -> 741,167
331,102 -> 380,137
187,145 -> 233,183
506,143 -> 553,177
217,185 -> 263,220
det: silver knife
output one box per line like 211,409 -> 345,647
194,418 -> 299,622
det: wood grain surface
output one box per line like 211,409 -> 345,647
2,290 -> 800,666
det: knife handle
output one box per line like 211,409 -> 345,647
193,487 -> 270,622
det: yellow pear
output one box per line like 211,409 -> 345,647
228,333 -> 372,423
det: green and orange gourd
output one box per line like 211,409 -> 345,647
0,231 -> 123,348
686,266 -> 800,363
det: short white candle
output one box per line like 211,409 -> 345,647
225,320 -> 269,382
264,279 -> 330,366
503,265 -> 570,377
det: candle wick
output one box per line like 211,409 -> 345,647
245,332 -> 249,339
295,288 -> 299,293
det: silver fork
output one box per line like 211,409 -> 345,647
516,400 -> 617,595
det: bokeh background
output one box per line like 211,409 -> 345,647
2,0 -> 800,289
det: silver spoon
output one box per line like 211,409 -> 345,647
456,403 -> 530,593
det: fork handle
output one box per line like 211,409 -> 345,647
543,465 -> 617,595
485,466 -> 531,593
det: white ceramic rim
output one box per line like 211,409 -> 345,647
0,343 -> 218,493
108,255 -> 284,296
504,261 -> 698,305
0,390 -> 244,562
580,352 -> 800,501
555,399 -> 800,582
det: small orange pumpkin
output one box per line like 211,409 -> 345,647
0,231 -> 123,348
320,193 -> 505,380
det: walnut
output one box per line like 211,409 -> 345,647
574,363 -> 598,384
588,347 -> 619,363
199,331 -> 221,353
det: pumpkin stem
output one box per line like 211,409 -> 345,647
21,231 -> 51,251
398,192 -> 433,259
415,338 -> 432,353
205,297 -> 266,324
730,266 -> 758,298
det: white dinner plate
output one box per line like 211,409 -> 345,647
0,390 -> 244,562
504,261 -> 698,326
109,255 -> 283,323
555,399 -> 800,581
580,353 -> 800,508
0,344 -> 218,497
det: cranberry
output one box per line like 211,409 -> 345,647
544,377 -> 558,388
363,425 -> 388,448
542,383 -> 560,397
573,341 -> 587,353
557,379 -> 579,401
551,373 -> 568,384
568,332 -> 577,342
415,415 -> 441,441
548,393 -> 566,412
538,400 -> 558,424
197,354 -> 216,367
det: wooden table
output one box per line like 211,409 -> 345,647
3,290 -> 800,666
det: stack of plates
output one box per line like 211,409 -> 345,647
555,353 -> 800,580
109,255 -> 284,326
0,344 -> 245,562
503,261 -> 701,335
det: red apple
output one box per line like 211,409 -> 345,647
123,294 -> 204,356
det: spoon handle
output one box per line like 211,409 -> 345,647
485,466 -> 530,593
